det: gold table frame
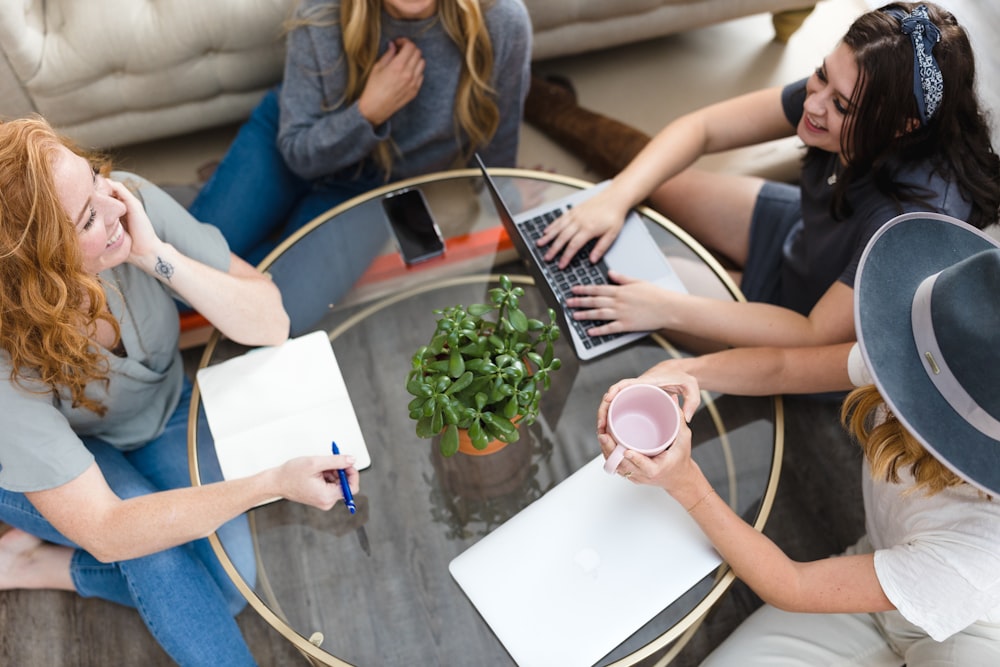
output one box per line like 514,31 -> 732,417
189,168 -> 784,666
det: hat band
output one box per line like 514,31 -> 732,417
911,274 -> 1000,439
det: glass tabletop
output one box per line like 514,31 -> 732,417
190,169 -> 783,666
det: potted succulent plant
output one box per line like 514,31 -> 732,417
406,275 -> 562,457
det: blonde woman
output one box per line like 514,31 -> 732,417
598,213 -> 1000,665
191,0 -> 532,265
0,118 -> 359,665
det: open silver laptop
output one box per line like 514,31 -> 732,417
476,155 -> 687,360
449,456 -> 722,667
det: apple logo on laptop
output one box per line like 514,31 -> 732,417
574,546 -> 601,577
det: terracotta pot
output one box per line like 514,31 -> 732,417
456,415 -> 523,456
432,425 -> 534,503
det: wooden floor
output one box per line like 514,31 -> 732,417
0,397 -> 858,667
2,1 -> 995,665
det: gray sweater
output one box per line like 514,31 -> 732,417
278,0 -> 532,182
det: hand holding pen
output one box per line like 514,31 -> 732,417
330,441 -> 358,513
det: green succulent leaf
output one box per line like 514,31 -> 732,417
503,394 -> 519,419
429,333 -> 448,354
494,353 -> 515,368
415,416 -> 436,439
445,371 -> 473,395
459,340 -> 484,357
543,344 -> 554,367
508,307 -> 529,332
469,419 -> 488,449
467,302 -> 493,317
482,411 -> 516,437
448,347 -> 465,378
465,358 -> 487,372
501,365 -> 523,382
422,396 -> 436,417
405,376 -> 432,398
430,404 -> 444,435
441,399 -> 460,425
440,424 -> 459,457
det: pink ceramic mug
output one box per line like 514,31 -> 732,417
603,383 -> 681,475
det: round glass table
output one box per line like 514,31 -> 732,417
190,168 -> 783,666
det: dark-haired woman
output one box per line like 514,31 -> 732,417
536,3 -> 999,352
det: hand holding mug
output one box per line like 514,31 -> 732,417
603,383 -> 682,475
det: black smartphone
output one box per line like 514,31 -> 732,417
382,188 -> 445,265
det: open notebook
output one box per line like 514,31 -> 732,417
196,330 -> 371,484
449,455 -> 721,667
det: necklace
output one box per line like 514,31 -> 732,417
828,158 -> 844,186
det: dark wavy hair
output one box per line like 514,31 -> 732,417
821,2 -> 999,228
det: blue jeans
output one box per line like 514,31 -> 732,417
0,381 -> 258,666
742,180 -> 801,309
190,88 -> 383,266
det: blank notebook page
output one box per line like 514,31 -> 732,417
197,330 -> 370,481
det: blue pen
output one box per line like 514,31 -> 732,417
330,441 -> 357,514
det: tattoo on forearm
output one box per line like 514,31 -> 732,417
154,256 -> 174,282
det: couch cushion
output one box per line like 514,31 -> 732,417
0,0 -> 816,147
528,0 -> 816,60
0,0 -> 293,146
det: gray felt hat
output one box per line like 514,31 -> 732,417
855,212 -> 1000,496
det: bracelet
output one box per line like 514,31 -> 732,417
686,489 -> 716,513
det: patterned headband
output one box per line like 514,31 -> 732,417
887,4 -> 943,125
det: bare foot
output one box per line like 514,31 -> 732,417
0,527 -> 75,591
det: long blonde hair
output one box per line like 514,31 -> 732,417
841,385 -> 964,495
290,0 -> 499,176
0,117 -> 118,415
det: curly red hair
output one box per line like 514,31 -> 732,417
0,117 -> 119,415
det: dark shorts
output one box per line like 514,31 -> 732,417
741,181 -> 801,305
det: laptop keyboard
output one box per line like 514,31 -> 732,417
519,207 -> 625,351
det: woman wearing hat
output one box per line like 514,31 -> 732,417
599,212 -> 1000,663
535,3 -> 999,356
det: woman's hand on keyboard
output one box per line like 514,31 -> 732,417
537,191 -> 627,269
565,270 -> 672,334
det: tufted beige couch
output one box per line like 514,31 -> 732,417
0,0 -> 814,149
